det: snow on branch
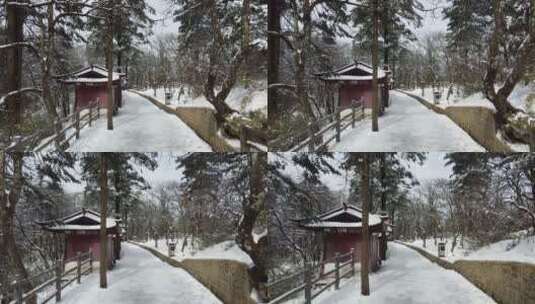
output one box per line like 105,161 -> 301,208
0,42 -> 40,57
0,88 -> 43,107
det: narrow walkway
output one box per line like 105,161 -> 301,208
331,91 -> 485,151
315,242 -> 495,304
67,91 -> 212,152
59,243 -> 221,304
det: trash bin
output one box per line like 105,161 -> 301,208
433,91 -> 441,104
438,242 -> 446,257
165,92 -> 172,105
168,242 -> 176,257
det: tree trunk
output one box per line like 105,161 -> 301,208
43,2 -> 62,141
294,0 -> 317,122
371,0 -> 379,132
0,153 -> 35,304
5,2 -> 25,129
268,0 -> 282,122
360,154 -> 370,296
99,153 -> 108,288
236,153 -> 268,302
106,17 -> 114,130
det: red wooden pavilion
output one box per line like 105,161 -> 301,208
314,61 -> 392,111
38,208 -> 121,268
296,204 -> 391,273
61,65 -> 126,112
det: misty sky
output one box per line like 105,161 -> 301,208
62,153 -> 183,193
275,152 -> 452,194
146,0 -> 450,40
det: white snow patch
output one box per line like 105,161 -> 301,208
137,239 -> 253,266
331,91 -> 485,151
141,81 -> 267,115
408,83 -> 535,114
313,242 -> 496,304
66,91 -> 211,152
406,235 -> 535,265
58,243 -> 221,304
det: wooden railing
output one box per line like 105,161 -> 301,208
34,102 -> 101,152
7,251 -> 93,304
270,102 -> 366,152
530,120 -> 535,152
267,249 -> 355,304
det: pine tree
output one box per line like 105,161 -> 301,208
172,0 -> 267,122
351,0 -> 423,70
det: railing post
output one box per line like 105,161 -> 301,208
55,260 -> 62,302
335,108 -> 341,142
96,104 -> 100,119
308,123 -> 315,152
89,250 -> 93,273
352,105 -> 356,128
304,262 -> 312,304
530,121 -> 534,152
14,277 -> 23,304
351,248 -> 355,276
77,252 -> 82,284
75,111 -> 80,139
240,125 -> 249,152
335,252 -> 340,290
88,106 -> 93,127
362,103 -> 365,118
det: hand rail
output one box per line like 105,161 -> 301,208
8,250 -> 93,304
267,248 -> 356,304
270,102 -> 366,152
33,101 -> 101,152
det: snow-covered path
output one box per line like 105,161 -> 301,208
67,91 -> 212,152
315,242 -> 495,304
59,243 -> 221,304
331,91 -> 485,151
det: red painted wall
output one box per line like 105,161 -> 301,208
65,233 -> 115,266
323,232 -> 382,272
74,83 -> 122,111
338,82 -> 386,109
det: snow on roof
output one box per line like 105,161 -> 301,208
315,61 -> 387,80
319,75 -> 382,81
46,222 -> 116,231
62,77 -> 120,83
304,218 -> 382,228
62,65 -> 124,83
300,204 -> 383,229
43,208 -> 117,231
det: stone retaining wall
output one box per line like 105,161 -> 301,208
129,91 -> 236,152
398,241 -> 535,304
132,242 -> 255,304
398,91 -> 513,152
182,259 -> 256,304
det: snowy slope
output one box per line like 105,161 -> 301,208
67,91 -> 211,152
331,91 -> 485,152
406,235 -> 535,265
58,243 -> 221,304
312,242 -> 496,304
137,239 -> 252,265
141,81 -> 267,115
408,83 -> 535,114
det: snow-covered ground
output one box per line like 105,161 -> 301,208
331,91 -> 485,151
407,83 -> 535,114
137,238 -> 253,266
406,234 -> 535,265
312,242 -> 496,304
67,91 -> 211,152
141,81 -> 267,115
58,243 -> 221,304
